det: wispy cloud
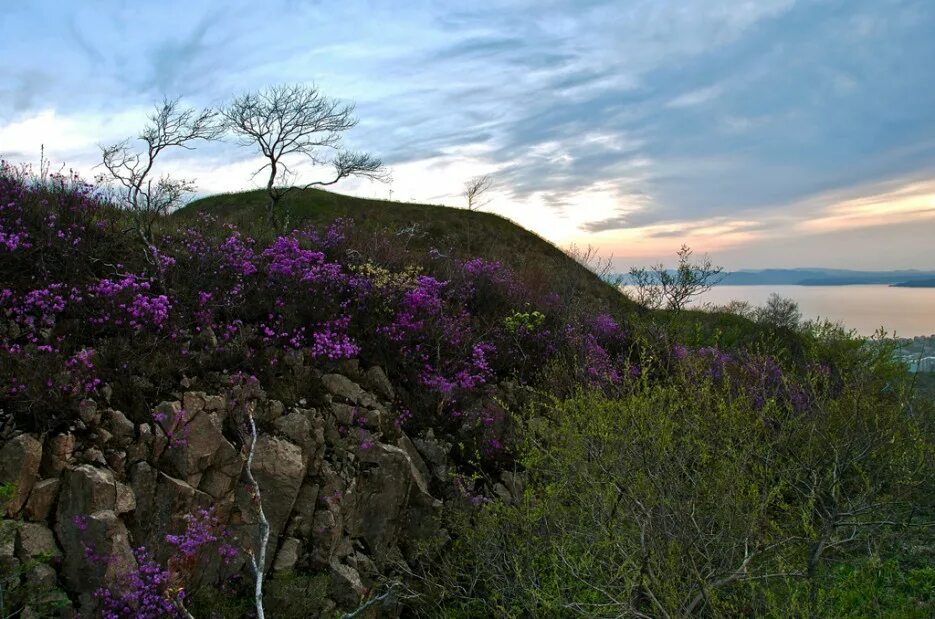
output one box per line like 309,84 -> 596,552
0,0 -> 933,268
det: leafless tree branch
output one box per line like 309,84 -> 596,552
463,174 -> 493,211
223,84 -> 389,229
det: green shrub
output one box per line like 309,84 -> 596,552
408,349 -> 935,617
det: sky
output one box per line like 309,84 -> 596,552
1,0 -> 934,270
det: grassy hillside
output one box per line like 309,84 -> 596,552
179,188 -> 820,355
177,187 -> 639,316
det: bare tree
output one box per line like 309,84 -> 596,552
565,242 -> 624,286
628,244 -> 724,311
463,174 -> 492,211
222,84 -> 389,229
100,98 -> 220,264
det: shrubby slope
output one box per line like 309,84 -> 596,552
0,165 -> 933,617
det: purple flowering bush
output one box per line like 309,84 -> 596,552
0,164 -> 829,461
74,507 -> 237,619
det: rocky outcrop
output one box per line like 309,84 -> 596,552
0,363 -> 463,615
345,442 -> 441,565
0,434 -> 42,516
54,465 -> 137,599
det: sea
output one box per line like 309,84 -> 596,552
692,284 -> 935,337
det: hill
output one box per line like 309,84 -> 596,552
178,188 -> 797,351
2,168 -> 932,617
177,188 -> 639,316
893,277 -> 935,288
714,268 -> 935,286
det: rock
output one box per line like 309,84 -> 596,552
321,374 -> 365,404
41,433 -> 75,476
273,412 -> 314,458
307,462 -> 348,566
161,409 -> 229,485
23,478 -> 60,522
413,431 -> 451,482
288,481 -> 320,538
56,465 -> 119,518
152,400 -> 183,437
246,436 -> 307,537
493,483 -> 512,503
0,524 -> 16,574
182,392 -> 207,416
331,402 -> 359,426
106,450 -> 127,477
345,443 -> 441,566
397,436 -> 431,489
348,550 -> 378,580
198,468 -> 235,500
330,559 -> 367,607
116,482 -> 136,514
193,326 -> 218,350
204,394 -> 226,412
56,509 -> 136,596
127,422 -> 154,463
77,400 -> 100,426
361,406 -> 386,432
152,424 -> 169,461
363,366 -> 394,401
273,537 -> 301,572
197,438 -> 243,499
55,467 -> 136,596
23,563 -> 69,611
16,523 -> 61,561
80,447 -> 107,467
501,471 -> 527,502
256,400 -> 285,424
101,409 -> 135,446
128,461 -> 158,523
0,434 -> 42,515
130,468 -> 214,565
333,358 -> 362,380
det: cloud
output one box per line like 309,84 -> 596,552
797,178 -> 935,233
666,84 -> 724,109
1,0 -> 933,269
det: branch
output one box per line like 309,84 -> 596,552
339,584 -> 397,619
244,411 -> 269,619
302,150 -> 389,188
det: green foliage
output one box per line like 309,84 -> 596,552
409,340 -> 935,617
760,558 -> 935,618
0,484 -> 14,505
503,310 -> 545,334
0,505 -> 70,618
189,570 -> 339,618
264,570 -> 333,618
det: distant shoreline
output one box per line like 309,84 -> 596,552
620,269 -> 935,288
712,281 -> 935,288
891,279 -> 935,288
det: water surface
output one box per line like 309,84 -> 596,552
693,285 -> 935,337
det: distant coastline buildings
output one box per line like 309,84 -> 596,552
894,335 -> 935,373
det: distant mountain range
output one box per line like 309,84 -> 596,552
616,268 -> 935,287
718,269 -> 935,287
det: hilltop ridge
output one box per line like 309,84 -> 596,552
178,187 -> 639,315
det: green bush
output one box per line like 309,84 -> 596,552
408,345 -> 935,617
